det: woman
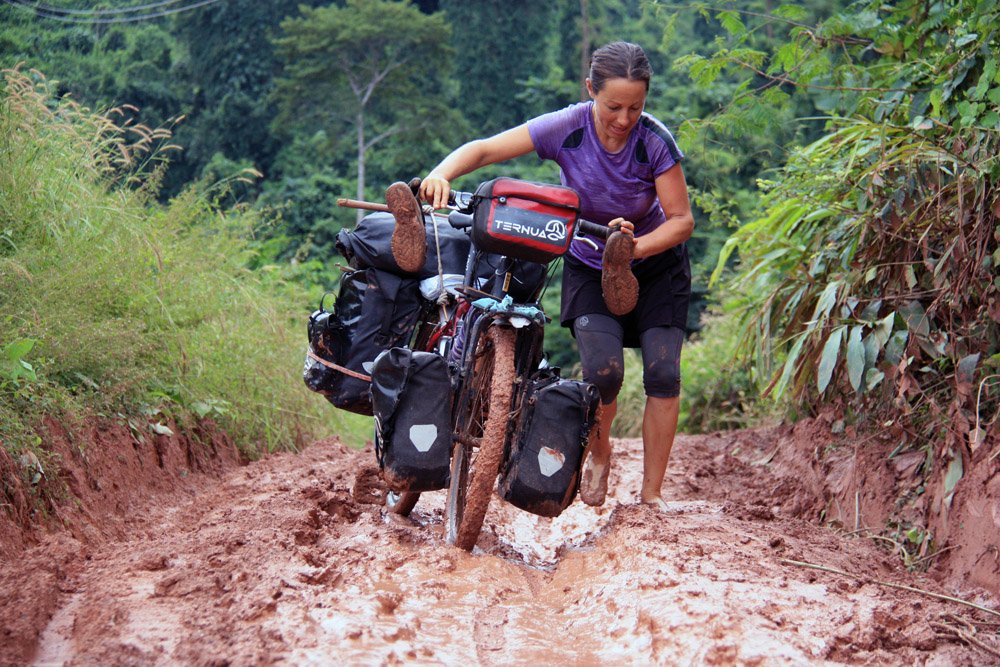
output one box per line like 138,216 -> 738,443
406,41 -> 694,510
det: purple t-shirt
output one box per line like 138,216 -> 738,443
527,102 -> 683,269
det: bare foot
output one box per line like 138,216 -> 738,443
641,496 -> 669,512
601,231 -> 638,315
385,181 -> 426,273
579,455 -> 609,506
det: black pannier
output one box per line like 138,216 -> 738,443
336,211 -> 472,277
303,268 -> 423,415
370,347 -> 452,492
471,177 -> 580,264
498,372 -> 600,517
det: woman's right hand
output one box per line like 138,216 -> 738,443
419,174 -> 451,210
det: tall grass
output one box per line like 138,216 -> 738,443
0,68 -> 369,460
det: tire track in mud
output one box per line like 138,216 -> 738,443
23,435 -> 999,665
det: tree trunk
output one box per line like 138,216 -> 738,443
356,111 -> 366,224
579,0 -> 590,102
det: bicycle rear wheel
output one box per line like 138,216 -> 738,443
446,324 -> 516,550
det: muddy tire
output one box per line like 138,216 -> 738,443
385,490 -> 419,516
446,325 -> 515,551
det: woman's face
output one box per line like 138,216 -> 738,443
586,77 -> 647,147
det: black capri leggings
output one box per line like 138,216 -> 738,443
574,313 -> 684,404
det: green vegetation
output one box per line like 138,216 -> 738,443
0,68 -> 369,463
692,0 -> 999,464
1,0 -> 996,501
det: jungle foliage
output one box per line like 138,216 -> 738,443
1,0 -> 997,473
691,0 -> 999,482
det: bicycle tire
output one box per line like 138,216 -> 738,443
385,489 -> 420,516
446,325 -> 516,550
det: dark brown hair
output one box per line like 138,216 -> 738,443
589,41 -> 652,92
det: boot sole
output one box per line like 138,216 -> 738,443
385,182 -> 426,274
602,231 -> 639,315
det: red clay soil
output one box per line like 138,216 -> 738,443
1,417 -> 998,665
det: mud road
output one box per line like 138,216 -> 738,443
12,431 -> 1000,665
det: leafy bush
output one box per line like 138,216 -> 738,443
679,305 -> 778,434
697,1 -> 999,467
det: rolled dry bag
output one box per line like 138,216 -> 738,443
336,211 -> 472,277
370,347 -> 452,492
499,373 -> 600,517
303,268 -> 423,415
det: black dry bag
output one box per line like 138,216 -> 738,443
336,211 -> 471,277
303,268 -> 423,415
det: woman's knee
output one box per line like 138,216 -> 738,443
584,357 -> 625,403
641,326 -> 684,399
574,314 -> 625,404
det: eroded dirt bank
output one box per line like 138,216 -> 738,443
3,425 -> 998,665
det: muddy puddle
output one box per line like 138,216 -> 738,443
13,434 -> 1000,665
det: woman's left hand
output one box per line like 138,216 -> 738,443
608,217 -> 635,237
608,217 -> 641,256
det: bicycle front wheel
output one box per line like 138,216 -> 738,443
446,325 -> 516,551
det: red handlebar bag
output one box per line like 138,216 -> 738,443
471,178 -> 580,264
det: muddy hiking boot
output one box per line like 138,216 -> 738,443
601,231 -> 639,316
385,181 -> 426,274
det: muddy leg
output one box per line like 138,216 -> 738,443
580,399 -> 616,506
640,395 -> 680,510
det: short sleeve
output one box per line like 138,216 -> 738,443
639,114 -> 684,178
527,103 -> 587,161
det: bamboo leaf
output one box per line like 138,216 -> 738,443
863,332 -> 879,368
956,353 -> 980,384
818,326 -> 845,394
847,325 -> 865,391
774,334 -> 807,399
899,300 -> 930,337
710,236 -> 740,287
943,454 -> 963,509
865,368 -> 885,391
885,330 -> 909,366
811,281 -> 841,325
872,312 -> 894,346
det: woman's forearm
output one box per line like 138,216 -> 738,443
427,140 -> 489,181
633,214 -> 695,259
422,125 -> 535,208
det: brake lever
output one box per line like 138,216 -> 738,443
573,235 -> 600,252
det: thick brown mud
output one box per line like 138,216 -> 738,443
3,427 -> 999,665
